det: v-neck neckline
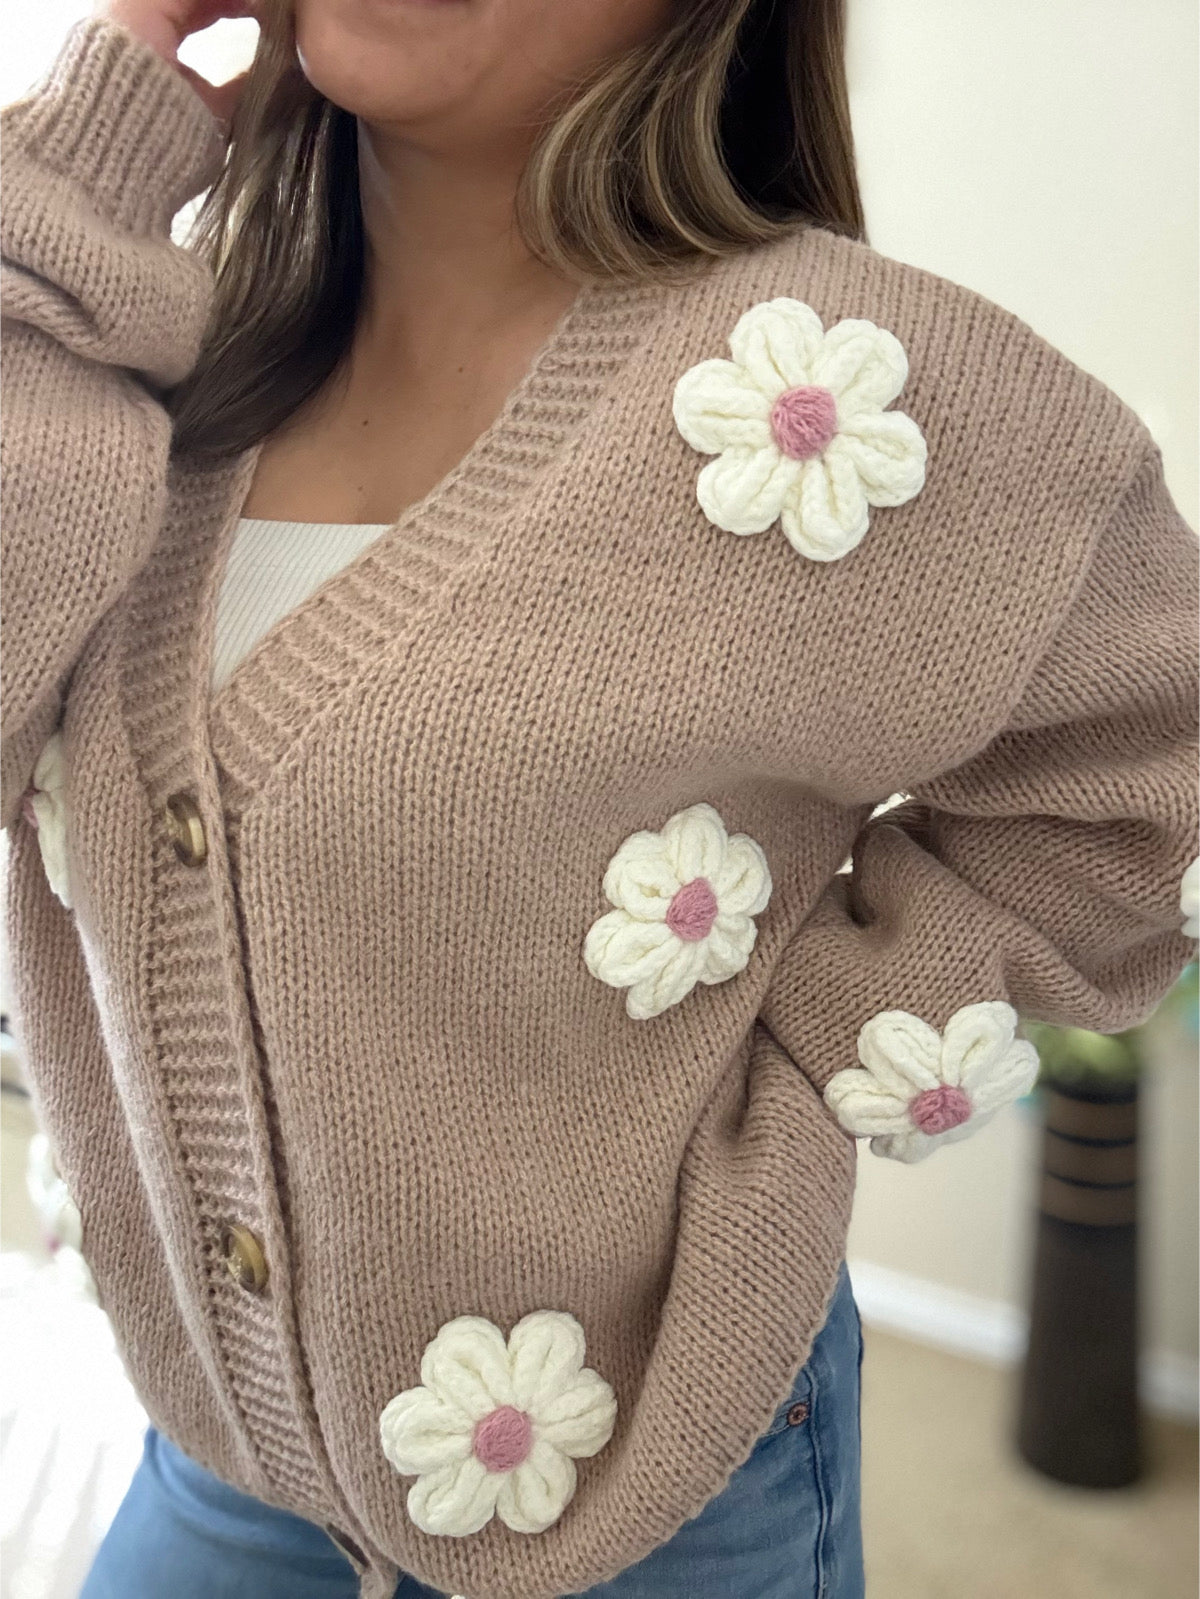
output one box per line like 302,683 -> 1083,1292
168,265 -> 682,815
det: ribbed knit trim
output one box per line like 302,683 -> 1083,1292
191,269 -> 682,814
119,513 -> 373,1527
2,16 -> 226,235
211,518 -> 395,697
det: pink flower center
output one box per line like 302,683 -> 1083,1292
665,877 -> 719,941
472,1405 -> 533,1472
909,1086 -> 972,1135
768,385 -> 839,460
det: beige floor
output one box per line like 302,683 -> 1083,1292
2,1083 -> 1197,1599
861,1327 -> 1199,1599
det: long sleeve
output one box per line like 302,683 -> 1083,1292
0,16 -> 226,829
757,439 -> 1200,1163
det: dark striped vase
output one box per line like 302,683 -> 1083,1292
1015,1079 -> 1141,1487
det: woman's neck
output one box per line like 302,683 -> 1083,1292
353,117 -> 582,376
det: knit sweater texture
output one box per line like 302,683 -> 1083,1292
3,17 -> 1199,1599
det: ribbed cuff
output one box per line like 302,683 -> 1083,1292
1,14 -> 229,235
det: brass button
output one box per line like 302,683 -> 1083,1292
164,791 -> 207,867
219,1223 -> 268,1293
786,1400 -> 810,1426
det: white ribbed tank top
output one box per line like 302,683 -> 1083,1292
210,517 -> 393,696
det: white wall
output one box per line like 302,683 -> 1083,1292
842,0 -> 1198,1393
0,2 -> 259,110
845,0 -> 1197,517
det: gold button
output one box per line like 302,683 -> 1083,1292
219,1223 -> 268,1293
164,791 -> 207,867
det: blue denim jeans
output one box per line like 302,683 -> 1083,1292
79,1262 -> 863,1599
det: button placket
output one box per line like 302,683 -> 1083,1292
117,460 -> 356,1530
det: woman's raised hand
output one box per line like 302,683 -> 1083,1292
93,0 -> 260,127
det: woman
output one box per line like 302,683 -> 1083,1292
2,1 -> 1196,1596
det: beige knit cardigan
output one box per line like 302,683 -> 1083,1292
3,18 -> 1198,1599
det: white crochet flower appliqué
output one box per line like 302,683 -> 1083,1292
26,1132 -> 84,1253
378,1310 -> 617,1538
1181,854 -> 1199,938
20,730 -> 73,909
672,296 -> 927,562
824,1000 -> 1040,1164
582,801 -> 772,1020
25,1132 -> 98,1304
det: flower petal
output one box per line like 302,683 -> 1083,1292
30,789 -> 74,909
583,910 -> 678,988
708,832 -> 772,917
779,447 -> 870,562
626,937 -> 707,1018
728,298 -> 826,396
696,446 -> 802,535
29,731 -> 73,909
672,357 -> 774,454
660,802 -> 729,885
811,318 -> 908,415
534,1368 -> 619,1458
602,836 -> 680,919
420,1316 -> 516,1421
406,1456 -> 501,1537
494,1439 -> 577,1534
380,1387 -> 473,1476
824,1070 -> 914,1135
835,408 -> 927,506
698,915 -> 757,983
1182,854 -> 1200,938
32,730 -> 68,793
868,1126 -> 941,1163
869,1103 -> 1002,1163
507,1310 -> 586,1413
939,1001 -> 1018,1089
856,1009 -> 944,1099
962,1039 -> 1040,1116
26,1134 -> 84,1251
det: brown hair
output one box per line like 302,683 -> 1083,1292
165,0 -> 865,463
